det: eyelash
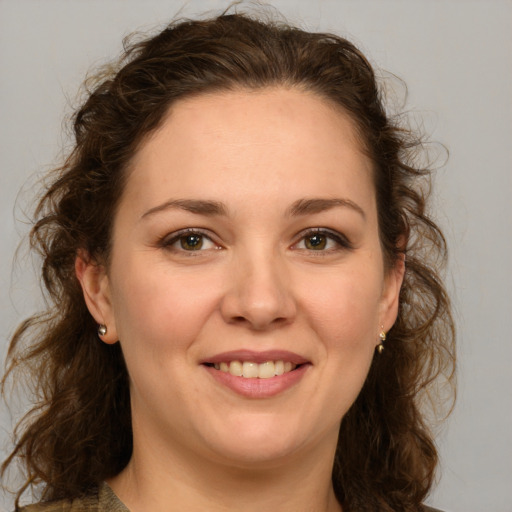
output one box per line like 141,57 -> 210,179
158,228 -> 352,254
292,228 -> 353,253
159,228 -> 220,253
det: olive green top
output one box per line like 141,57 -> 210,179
18,483 -> 128,512
18,483 -> 444,512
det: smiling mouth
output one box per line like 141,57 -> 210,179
204,360 -> 299,379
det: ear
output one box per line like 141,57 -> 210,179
379,252 -> 406,335
75,251 -> 119,344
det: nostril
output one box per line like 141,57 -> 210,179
229,315 -> 290,330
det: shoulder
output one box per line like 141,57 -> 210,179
17,483 -> 128,512
17,494 -> 97,512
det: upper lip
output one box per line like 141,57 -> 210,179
200,349 -> 310,365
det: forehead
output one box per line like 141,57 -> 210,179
123,87 -> 375,215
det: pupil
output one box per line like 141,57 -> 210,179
307,234 -> 326,250
181,234 -> 203,250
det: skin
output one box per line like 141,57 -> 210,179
76,87 -> 404,512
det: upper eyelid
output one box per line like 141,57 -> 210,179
293,227 -> 352,246
296,227 -> 344,237
160,228 -> 219,247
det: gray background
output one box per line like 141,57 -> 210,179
1,1 -> 511,511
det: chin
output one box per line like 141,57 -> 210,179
197,414 -> 325,467
211,440 -> 304,469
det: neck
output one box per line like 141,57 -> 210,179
108,432 -> 342,512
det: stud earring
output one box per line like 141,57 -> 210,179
98,324 -> 107,336
377,327 -> 386,354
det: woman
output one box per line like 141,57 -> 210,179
1,9 -> 455,512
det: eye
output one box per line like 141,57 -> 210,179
161,229 -> 219,252
293,229 -> 351,252
303,233 -> 330,250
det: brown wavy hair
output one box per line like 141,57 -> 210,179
2,9 -> 455,512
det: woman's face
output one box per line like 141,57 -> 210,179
79,87 -> 403,467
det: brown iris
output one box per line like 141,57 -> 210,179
305,234 -> 327,250
180,234 -> 204,250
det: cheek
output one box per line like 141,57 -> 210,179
111,260 -> 223,354
109,263 -> 225,414
303,271 -> 382,409
299,267 -> 383,349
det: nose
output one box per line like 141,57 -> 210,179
219,250 -> 297,331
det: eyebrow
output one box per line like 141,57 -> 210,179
140,197 -> 365,220
141,199 -> 228,220
287,198 -> 366,220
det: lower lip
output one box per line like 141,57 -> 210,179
203,364 -> 310,398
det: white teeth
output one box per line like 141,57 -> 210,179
213,360 -> 298,378
258,361 -> 275,379
229,360 -> 243,377
242,361 -> 259,378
